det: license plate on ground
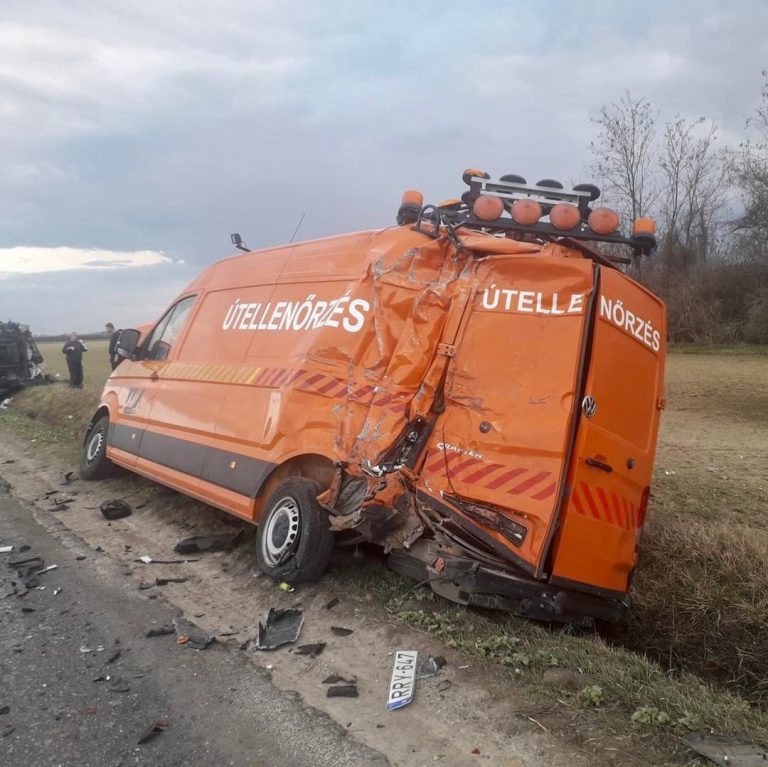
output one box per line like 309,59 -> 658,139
386,650 -> 418,710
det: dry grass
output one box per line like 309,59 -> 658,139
3,345 -> 768,755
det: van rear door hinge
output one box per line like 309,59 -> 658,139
437,343 -> 457,358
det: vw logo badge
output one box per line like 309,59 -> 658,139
582,395 -> 597,418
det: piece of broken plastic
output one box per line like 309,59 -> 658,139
296,642 -> 326,657
330,626 -> 354,637
173,531 -> 243,554
327,685 -> 358,698
100,499 -> 132,520
137,719 -> 170,744
173,618 -> 214,650
416,655 -> 447,679
246,607 -> 304,651
682,732 -> 768,766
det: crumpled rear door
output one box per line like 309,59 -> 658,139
419,253 -> 595,575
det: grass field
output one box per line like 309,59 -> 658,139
3,345 -> 768,751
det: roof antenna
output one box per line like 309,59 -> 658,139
230,233 -> 250,252
289,213 -> 306,244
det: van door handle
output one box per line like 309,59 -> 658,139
150,371 -> 160,382
586,457 -> 613,473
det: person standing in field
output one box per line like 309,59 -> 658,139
105,322 -> 123,370
62,332 -> 88,388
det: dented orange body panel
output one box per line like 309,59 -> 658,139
92,222 -> 666,623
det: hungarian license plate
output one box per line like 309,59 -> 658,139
386,650 -> 418,710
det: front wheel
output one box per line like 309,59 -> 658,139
255,478 -> 334,583
80,415 -> 115,480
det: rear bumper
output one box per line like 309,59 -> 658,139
387,542 -> 628,627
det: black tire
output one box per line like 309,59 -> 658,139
80,415 -> 115,480
255,478 -> 334,583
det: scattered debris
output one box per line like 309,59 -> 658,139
0,705 -> 9,715
436,680 -> 453,693
0,545 -> 12,554
47,499 -> 74,512
386,650 -> 418,711
2,459 -> 15,464
76,555 -> 87,561
137,719 -> 170,744
100,500 -> 132,521
173,618 -> 214,650
417,655 -> 447,679
278,581 -> 294,593
109,676 -> 131,693
683,733 -> 768,766
146,624 -> 175,638
0,398 -> 13,410
173,531 -> 243,554
53,587 -> 62,596
327,685 -> 358,698
296,642 -> 326,657
36,564 -> 58,575
323,674 -> 357,685
2,725 -> 15,738
61,471 -> 76,485
21,606 -> 35,613
325,596 -> 340,610
105,649 -> 121,664
244,607 -> 304,651
155,577 -> 188,586
136,556 -> 198,565
330,626 -> 354,637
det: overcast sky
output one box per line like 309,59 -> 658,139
2,0 -> 767,334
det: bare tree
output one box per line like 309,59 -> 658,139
659,117 -> 727,272
590,91 -> 658,223
731,71 -> 768,255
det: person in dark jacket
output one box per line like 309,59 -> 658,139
105,322 -> 122,370
62,332 -> 88,388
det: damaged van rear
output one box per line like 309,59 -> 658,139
81,171 -> 666,627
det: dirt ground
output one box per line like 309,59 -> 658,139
0,432 -> 636,767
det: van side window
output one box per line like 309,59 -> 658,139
145,296 -> 197,361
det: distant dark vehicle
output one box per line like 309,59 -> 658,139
0,321 -> 48,393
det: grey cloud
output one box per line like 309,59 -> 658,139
1,0 -> 767,332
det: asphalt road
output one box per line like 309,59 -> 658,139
0,483 -> 389,767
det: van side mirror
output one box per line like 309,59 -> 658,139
116,328 -> 141,359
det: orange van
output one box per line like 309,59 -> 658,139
81,171 -> 666,626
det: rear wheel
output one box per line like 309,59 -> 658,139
80,415 -> 115,480
256,478 -> 334,583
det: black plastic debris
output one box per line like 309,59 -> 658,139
146,624 -> 175,638
61,471 -> 75,485
100,500 -> 132,521
330,626 -> 353,637
0,705 -> 9,715
417,655 -> 447,679
327,685 -> 358,698
173,618 -> 214,650
173,531 -> 244,555
9,556 -> 44,597
21,606 -> 35,613
137,719 -> 170,744
155,577 -> 187,586
296,642 -> 326,657
683,733 -> 768,766
105,648 -> 121,664
2,725 -> 15,737
323,673 -> 357,685
436,679 -> 453,693
325,596 -> 340,610
245,607 -> 304,651
47,498 -> 74,512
